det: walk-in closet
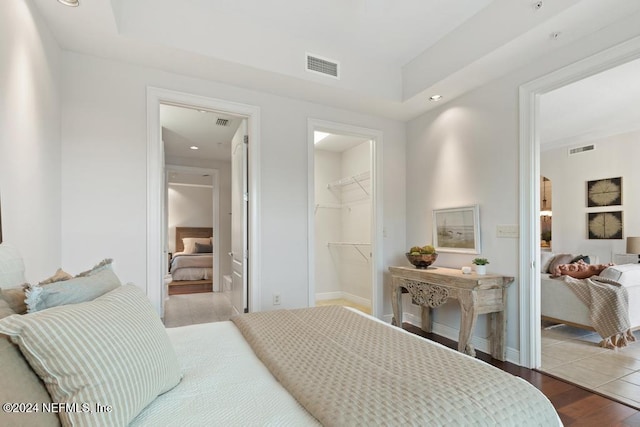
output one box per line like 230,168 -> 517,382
314,132 -> 372,313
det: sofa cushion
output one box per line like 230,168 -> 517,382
599,264 -> 640,286
0,299 -> 59,427
0,285 -> 182,427
26,261 -> 121,313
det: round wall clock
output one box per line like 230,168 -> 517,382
588,211 -> 623,239
587,177 -> 622,207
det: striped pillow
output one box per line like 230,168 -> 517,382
0,285 -> 182,427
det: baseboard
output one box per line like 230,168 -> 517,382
381,312 -> 520,365
315,291 -> 371,307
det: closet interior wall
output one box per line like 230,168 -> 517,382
315,140 -> 372,307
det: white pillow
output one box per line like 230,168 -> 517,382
0,284 -> 182,427
0,243 -> 26,287
182,237 -> 212,254
599,264 -> 640,286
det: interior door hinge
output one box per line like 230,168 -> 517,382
243,135 -> 248,144
243,192 -> 249,201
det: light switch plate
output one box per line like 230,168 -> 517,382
497,224 -> 519,238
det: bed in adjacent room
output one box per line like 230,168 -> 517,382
168,227 -> 213,295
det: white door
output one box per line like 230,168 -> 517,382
231,119 -> 248,314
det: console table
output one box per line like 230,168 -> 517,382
388,266 -> 514,361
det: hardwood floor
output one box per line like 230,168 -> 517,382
403,324 -> 640,426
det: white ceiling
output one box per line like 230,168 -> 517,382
161,104 -> 241,162
32,0 -> 640,131
540,57 -> 640,149
315,133 -> 370,153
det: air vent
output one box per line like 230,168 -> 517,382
568,144 -> 595,155
216,118 -> 230,126
306,53 -> 340,79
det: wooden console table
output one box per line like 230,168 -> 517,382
388,266 -> 514,361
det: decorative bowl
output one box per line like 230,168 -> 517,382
405,253 -> 438,269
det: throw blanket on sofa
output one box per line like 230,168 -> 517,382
232,306 -> 559,426
563,276 -> 636,348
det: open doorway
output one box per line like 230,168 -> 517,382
161,104 -> 242,326
314,132 -> 373,314
307,119 -> 383,318
146,87 -> 260,320
519,38 -> 640,408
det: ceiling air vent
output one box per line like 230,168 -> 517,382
568,144 -> 595,156
306,53 -> 340,79
216,118 -> 230,126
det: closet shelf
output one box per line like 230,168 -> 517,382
327,171 -> 370,196
327,242 -> 371,262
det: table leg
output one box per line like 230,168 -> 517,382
391,283 -> 403,327
490,288 -> 508,360
458,290 -> 478,357
420,305 -> 432,333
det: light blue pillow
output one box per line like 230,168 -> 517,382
26,261 -> 121,312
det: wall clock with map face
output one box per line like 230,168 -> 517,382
587,177 -> 622,207
588,211 -> 623,239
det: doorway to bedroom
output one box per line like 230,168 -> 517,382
161,104 -> 244,326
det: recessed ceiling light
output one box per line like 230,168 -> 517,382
189,146 -> 199,150
198,110 -> 207,113
314,131 -> 330,144
58,0 -> 79,6
429,95 -> 443,102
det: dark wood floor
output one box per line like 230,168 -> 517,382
403,323 -> 640,426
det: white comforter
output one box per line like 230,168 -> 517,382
130,322 -> 319,426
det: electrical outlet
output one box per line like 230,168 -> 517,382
273,294 -> 281,305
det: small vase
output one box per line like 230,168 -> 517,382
475,265 -> 487,275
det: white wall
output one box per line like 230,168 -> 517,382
339,142 -> 372,302
60,52 -> 407,312
167,184 -> 213,253
541,130 -> 640,262
0,0 -> 62,281
406,26 -> 640,356
314,150 -> 342,295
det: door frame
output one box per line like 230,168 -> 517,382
146,87 -> 261,316
518,36 -> 640,368
307,118 -> 384,318
165,165 -> 219,292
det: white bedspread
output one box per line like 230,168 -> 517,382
130,322 -> 319,426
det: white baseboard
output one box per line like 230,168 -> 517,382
315,291 -> 371,308
382,312 -> 520,365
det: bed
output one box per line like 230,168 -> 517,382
169,227 -> 214,294
0,247 -> 561,426
540,253 -> 640,333
0,201 -> 563,425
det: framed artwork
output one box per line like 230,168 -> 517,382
588,211 -> 623,239
433,205 -> 480,254
587,177 -> 622,207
